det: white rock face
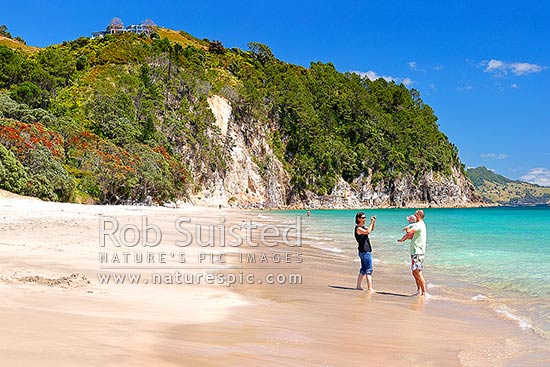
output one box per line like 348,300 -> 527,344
207,95 -> 231,138
191,95 -> 289,208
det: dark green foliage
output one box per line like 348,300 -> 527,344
0,46 -> 25,88
234,60 -> 462,193
36,46 -> 77,89
23,146 -> 76,201
128,144 -> 181,202
89,92 -> 140,144
0,143 -> 28,193
10,81 -> 42,108
75,55 -> 88,71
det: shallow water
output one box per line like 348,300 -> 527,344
263,206 -> 550,341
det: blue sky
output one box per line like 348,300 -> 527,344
3,0 -> 549,185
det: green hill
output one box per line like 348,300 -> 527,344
467,166 -> 513,186
467,167 -> 550,205
0,24 -> 472,206
0,36 -> 38,53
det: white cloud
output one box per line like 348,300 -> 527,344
511,83 -> 519,89
352,70 -> 414,87
401,77 -> 413,86
457,85 -> 474,91
481,153 -> 509,159
481,59 -> 546,76
408,61 -> 417,70
485,59 -> 505,73
511,62 -> 544,75
521,168 -> 550,187
433,65 -> 444,71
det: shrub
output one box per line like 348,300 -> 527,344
23,146 -> 75,201
10,81 -> 43,108
0,143 -> 28,193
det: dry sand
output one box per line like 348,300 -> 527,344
0,193 -> 548,366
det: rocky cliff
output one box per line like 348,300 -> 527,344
192,95 -> 481,209
188,95 -> 289,208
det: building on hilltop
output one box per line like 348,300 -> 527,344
92,17 -> 155,38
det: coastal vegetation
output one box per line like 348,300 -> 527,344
0,24 -> 466,205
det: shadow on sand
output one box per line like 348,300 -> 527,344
328,286 -> 415,297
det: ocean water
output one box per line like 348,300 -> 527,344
262,207 -> 550,340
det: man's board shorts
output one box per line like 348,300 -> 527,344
411,254 -> 425,271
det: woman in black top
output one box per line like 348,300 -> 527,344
355,212 -> 376,291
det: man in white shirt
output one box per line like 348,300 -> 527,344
405,210 -> 427,296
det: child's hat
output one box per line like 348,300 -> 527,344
407,214 -> 417,222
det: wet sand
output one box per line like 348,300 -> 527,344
0,194 -> 548,366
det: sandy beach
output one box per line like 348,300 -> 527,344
1,192 -> 548,366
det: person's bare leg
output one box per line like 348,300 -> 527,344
412,272 -> 421,294
417,270 -> 427,295
413,269 -> 426,295
356,274 -> 364,290
366,274 -> 375,292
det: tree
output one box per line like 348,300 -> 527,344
0,46 -> 25,88
247,42 -> 274,65
36,47 -> 76,92
90,92 -> 137,140
0,25 -> 12,38
10,81 -> 43,108
208,40 -> 225,54
129,144 -> 176,201
23,146 -> 76,202
75,55 -> 88,71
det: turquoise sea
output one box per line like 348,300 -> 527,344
263,206 -> 550,340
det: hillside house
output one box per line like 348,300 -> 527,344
92,19 -> 154,38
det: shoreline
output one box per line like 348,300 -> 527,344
0,189 -> 501,211
1,197 -> 548,365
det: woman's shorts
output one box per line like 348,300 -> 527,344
358,251 -> 373,275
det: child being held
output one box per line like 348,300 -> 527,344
397,214 -> 416,242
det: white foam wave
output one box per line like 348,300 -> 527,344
472,294 -> 488,302
425,294 -> 450,301
494,305 -> 534,331
304,235 -> 335,242
310,244 -> 342,253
